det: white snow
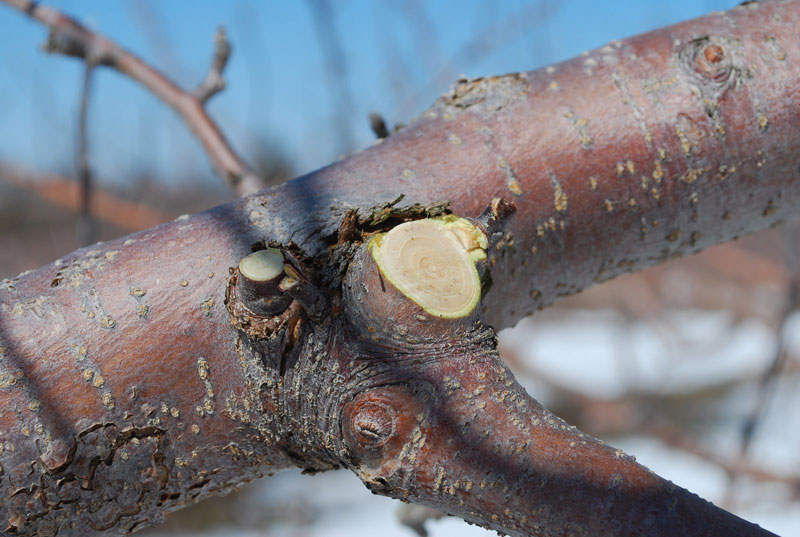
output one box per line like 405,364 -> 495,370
145,309 -> 799,537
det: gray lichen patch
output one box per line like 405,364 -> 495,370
5,295 -> 51,320
200,298 -> 215,316
551,176 -> 568,213
129,287 -> 147,298
498,156 -> 523,196
562,108 -> 594,148
611,71 -> 654,148
0,278 -> 16,293
196,358 -> 216,417
50,249 -> 118,289
80,288 -> 116,330
764,36 -> 787,61
430,73 -> 530,119
136,304 -> 150,319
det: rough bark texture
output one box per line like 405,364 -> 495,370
0,1 -> 796,535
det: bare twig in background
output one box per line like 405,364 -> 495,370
75,63 -> 95,246
372,5 -> 416,111
307,0 -> 356,154
499,344 -> 800,493
0,161 -> 171,231
1,0 -> 263,196
739,218 -> 800,453
398,0 -> 556,118
128,0 -> 187,80
645,421 -> 800,493
395,0 -> 445,77
396,504 -> 446,537
368,111 -> 389,139
193,27 -> 231,104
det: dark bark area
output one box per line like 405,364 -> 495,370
1,1 -> 797,535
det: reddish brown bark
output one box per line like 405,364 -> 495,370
0,1 -> 796,536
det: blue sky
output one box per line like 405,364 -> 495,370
0,0 -> 738,192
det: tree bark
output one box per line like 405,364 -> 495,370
0,1 -> 796,535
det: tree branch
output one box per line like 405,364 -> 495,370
501,344 -> 800,492
306,0 -> 356,153
0,1 -> 796,536
76,62 -> 95,246
739,218 -> 800,454
369,111 -> 390,139
193,27 -> 231,104
1,0 -> 262,197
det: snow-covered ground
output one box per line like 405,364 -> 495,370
146,309 -> 800,537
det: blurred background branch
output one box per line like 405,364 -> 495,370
306,0 -> 357,154
1,0 -> 262,196
75,62 -> 95,246
0,160 -> 172,231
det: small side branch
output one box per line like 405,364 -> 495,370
193,27 -> 231,104
1,0 -> 262,197
369,111 -> 389,139
738,218 -> 800,454
76,62 -> 95,246
396,504 -> 446,537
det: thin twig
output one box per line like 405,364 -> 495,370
646,420 -> 800,491
397,0 -> 555,118
396,503 -> 446,537
307,0 -> 356,154
76,62 -> 95,246
368,111 -> 389,139
739,218 -> 800,454
193,27 -> 231,104
1,0 -> 262,197
128,0 -> 187,81
499,344 -> 800,491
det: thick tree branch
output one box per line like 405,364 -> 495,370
1,0 -> 262,196
0,2 -> 797,536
